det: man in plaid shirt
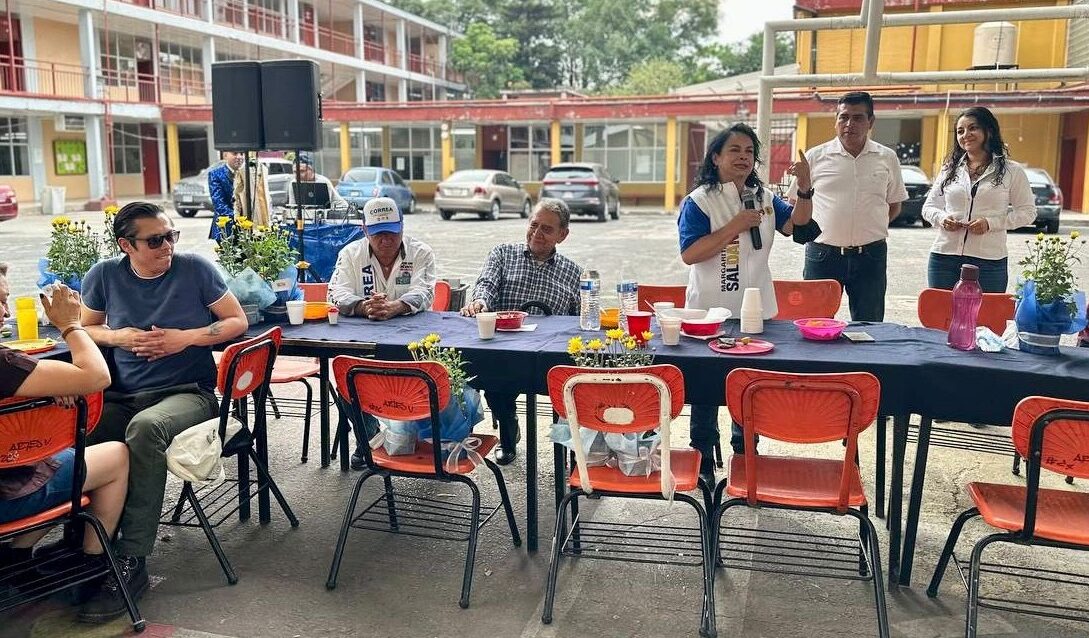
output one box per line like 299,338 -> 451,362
462,199 -> 582,464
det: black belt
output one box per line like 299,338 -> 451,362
814,239 -> 885,255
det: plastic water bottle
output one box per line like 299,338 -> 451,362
579,269 -> 601,331
617,277 -> 639,333
948,264 -> 983,351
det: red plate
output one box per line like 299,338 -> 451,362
708,338 -> 774,355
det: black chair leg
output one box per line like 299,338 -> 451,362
542,489 -> 580,624
299,378 -> 314,463
966,534 -> 1003,638
676,493 -> 716,638
237,449 -> 251,522
78,512 -> 146,631
382,474 -> 398,531
250,450 -> 299,527
169,484 -> 189,523
1011,451 -> 1021,476
326,469 -> 375,589
268,392 -> 281,420
927,507 -> 981,597
185,484 -> 239,584
847,508 -> 889,638
875,414 -> 887,520
457,477 -> 482,609
484,458 -> 521,546
858,504 -> 870,577
713,439 -> 723,469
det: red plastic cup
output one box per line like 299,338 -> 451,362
626,311 -> 652,337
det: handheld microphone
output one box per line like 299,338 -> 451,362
741,191 -> 762,250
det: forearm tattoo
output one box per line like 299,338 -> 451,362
207,321 -> 223,336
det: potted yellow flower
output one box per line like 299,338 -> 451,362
39,210 -> 119,291
1015,231 -> 1087,355
214,215 -> 300,322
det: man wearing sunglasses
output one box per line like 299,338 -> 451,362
76,202 -> 248,622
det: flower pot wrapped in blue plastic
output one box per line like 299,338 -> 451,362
36,257 -> 82,292
1015,280 -> 1087,355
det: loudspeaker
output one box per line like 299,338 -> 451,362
211,61 -> 263,151
261,60 -> 322,151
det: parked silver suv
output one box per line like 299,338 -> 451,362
172,158 -> 294,217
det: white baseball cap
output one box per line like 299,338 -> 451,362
362,197 -> 403,235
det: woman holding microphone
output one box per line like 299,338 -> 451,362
921,107 -> 1036,292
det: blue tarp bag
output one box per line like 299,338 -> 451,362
284,223 -> 366,283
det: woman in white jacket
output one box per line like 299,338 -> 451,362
921,106 -> 1036,293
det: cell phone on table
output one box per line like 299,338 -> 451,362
843,331 -> 875,343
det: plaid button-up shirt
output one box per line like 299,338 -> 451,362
472,243 -> 582,316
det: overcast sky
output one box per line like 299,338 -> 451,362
718,0 -> 795,44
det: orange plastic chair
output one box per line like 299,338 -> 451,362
772,279 -> 842,320
432,280 -> 452,311
714,369 -> 888,638
298,282 -> 329,302
636,284 -> 686,310
0,393 -> 145,632
917,287 -> 1015,335
927,396 -> 1089,636
327,357 -> 520,608
162,327 -> 298,584
542,364 -> 716,638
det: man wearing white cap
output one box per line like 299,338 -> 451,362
329,197 -> 436,320
329,197 -> 437,469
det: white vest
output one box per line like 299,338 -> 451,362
684,183 -> 778,319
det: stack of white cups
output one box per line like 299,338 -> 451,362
740,287 -> 764,334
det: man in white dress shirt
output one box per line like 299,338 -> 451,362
789,92 -> 908,321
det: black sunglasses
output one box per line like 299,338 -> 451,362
126,230 -> 180,249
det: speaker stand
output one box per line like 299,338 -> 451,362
292,151 -> 320,284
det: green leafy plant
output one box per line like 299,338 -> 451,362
46,216 -> 107,282
214,215 -> 297,283
567,328 -> 655,368
1018,231 -> 1086,314
408,333 -> 476,413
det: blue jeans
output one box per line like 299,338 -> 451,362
804,241 -> 888,322
690,405 -> 752,457
0,449 -> 76,524
927,253 -> 1008,294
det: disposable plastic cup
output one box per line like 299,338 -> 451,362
626,311 -> 652,337
477,312 -> 497,339
659,317 -> 682,346
286,300 -> 306,325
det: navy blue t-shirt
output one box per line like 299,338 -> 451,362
678,193 -> 793,253
82,253 -> 228,393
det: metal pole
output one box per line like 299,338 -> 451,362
756,23 -> 776,182
861,0 -> 884,80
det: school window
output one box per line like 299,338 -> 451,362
100,33 -> 137,87
582,123 -> 668,182
350,127 -> 383,168
390,126 -> 440,180
508,125 -> 573,182
453,128 -> 476,172
0,117 -> 28,176
158,41 -> 203,94
111,123 -> 142,175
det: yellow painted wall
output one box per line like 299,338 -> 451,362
160,92 -> 208,106
113,174 -> 144,198
804,1 -> 1069,90
998,113 -> 1061,177
805,116 -> 834,149
41,120 -> 90,200
32,19 -> 85,99
921,115 -> 940,178
3,177 -> 35,204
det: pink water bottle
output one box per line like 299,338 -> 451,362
948,264 -> 983,351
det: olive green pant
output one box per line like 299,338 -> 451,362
89,384 -> 218,557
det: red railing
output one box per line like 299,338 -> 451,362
117,0 -> 204,19
0,56 -> 87,100
214,0 -> 293,37
363,40 -> 385,63
315,24 -> 355,56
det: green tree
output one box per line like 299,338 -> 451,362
449,23 -> 526,98
688,32 -> 796,84
610,58 -> 688,96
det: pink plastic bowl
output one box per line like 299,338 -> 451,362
681,318 -> 725,336
495,311 -> 528,330
794,318 -> 848,341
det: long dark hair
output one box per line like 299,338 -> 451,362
696,123 -> 763,192
939,106 -> 1008,194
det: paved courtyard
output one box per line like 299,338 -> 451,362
1,205 -> 1088,637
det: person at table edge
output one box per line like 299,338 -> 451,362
789,91 -> 908,322
79,201 -> 248,619
460,198 -> 582,465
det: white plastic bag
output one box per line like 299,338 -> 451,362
166,417 -> 244,483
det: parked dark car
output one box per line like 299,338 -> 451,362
336,166 -> 416,215
172,158 -> 293,217
434,169 -> 531,221
539,162 -> 621,222
1023,167 -> 1062,234
898,165 -> 930,227
0,184 -> 17,222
